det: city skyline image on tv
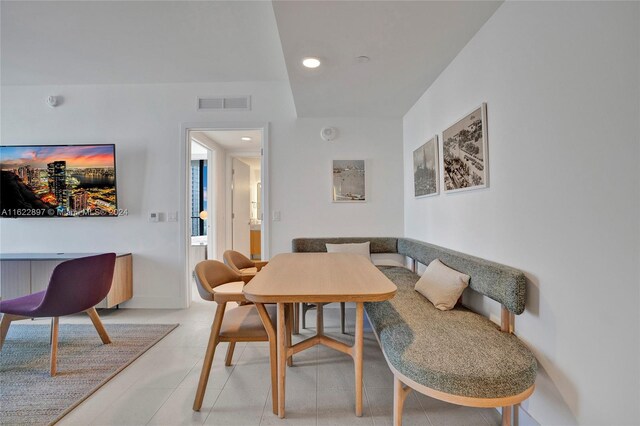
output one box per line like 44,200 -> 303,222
0,144 -> 118,217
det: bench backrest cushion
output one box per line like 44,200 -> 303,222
292,237 -> 398,254
398,238 -> 526,315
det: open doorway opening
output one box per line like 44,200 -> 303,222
231,156 -> 262,260
183,125 -> 268,305
188,138 -> 213,301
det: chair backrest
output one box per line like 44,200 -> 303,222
223,250 -> 254,273
194,260 -> 242,301
39,253 -> 116,316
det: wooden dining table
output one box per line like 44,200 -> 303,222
243,252 -> 397,419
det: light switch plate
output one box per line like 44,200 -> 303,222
167,211 -> 178,222
272,210 -> 281,221
149,212 -> 159,223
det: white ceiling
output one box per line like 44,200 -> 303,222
192,130 -> 262,152
272,1 -> 502,117
191,141 -> 208,157
1,1 -> 288,85
237,157 -> 261,170
1,1 -> 502,118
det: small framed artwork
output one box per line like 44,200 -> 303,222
332,160 -> 366,202
413,136 -> 439,197
442,103 -> 489,193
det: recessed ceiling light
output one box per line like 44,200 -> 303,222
302,57 -> 321,68
241,136 -> 252,141
356,56 -> 370,63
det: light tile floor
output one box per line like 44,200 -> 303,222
50,299 -> 502,426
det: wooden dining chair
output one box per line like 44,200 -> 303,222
299,301 -> 346,335
192,260 -> 281,414
222,250 -> 268,281
223,250 -> 345,335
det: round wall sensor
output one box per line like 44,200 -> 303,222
47,96 -> 59,107
320,127 -> 337,142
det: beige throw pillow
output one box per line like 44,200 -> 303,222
415,259 -> 469,311
325,242 -> 371,262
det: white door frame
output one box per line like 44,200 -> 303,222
180,122 -> 270,308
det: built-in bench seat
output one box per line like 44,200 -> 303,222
369,265 -> 536,399
292,237 -> 537,426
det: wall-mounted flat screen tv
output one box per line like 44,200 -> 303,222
0,144 -> 118,217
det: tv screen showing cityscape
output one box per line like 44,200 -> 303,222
0,144 -> 117,217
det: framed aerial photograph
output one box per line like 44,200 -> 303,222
442,103 -> 488,193
413,136 -> 439,198
332,160 -> 365,202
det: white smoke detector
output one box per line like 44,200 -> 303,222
320,127 -> 337,142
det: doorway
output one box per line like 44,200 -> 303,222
183,124 -> 268,306
187,138 -> 213,301
231,156 -> 262,260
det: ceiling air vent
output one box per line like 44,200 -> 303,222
197,96 -> 251,111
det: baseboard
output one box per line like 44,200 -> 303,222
117,296 -> 185,309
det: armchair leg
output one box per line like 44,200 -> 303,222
0,313 -> 26,351
85,307 -> 111,344
50,317 -> 59,376
225,341 -> 236,366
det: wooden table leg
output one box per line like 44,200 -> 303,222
293,303 -> 300,335
354,302 -> 364,416
316,302 -> 324,335
277,303 -> 287,418
286,303 -> 293,366
255,303 -> 278,415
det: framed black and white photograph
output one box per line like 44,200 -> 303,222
413,136 -> 439,197
442,103 -> 488,193
332,160 -> 365,202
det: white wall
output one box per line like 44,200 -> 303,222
403,2 -> 640,424
270,117 -> 404,254
1,81 -> 404,309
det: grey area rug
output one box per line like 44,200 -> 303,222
0,323 -> 178,426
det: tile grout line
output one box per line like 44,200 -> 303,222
143,386 -> 182,426
414,391 -> 436,426
78,350 -> 171,425
143,355 -> 202,425
201,342 -> 248,424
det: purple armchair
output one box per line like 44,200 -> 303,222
0,253 -> 116,376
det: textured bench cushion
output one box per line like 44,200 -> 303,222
365,266 -> 537,399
